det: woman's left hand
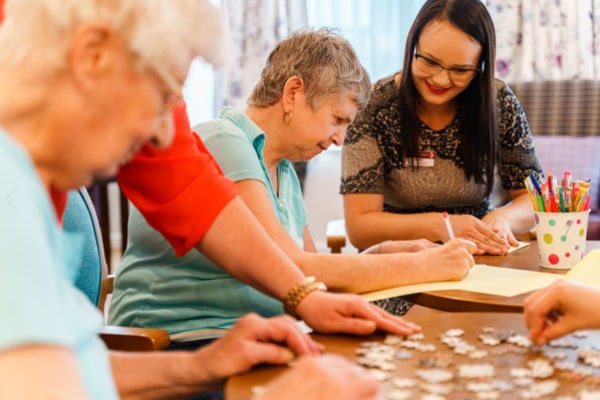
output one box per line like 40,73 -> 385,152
482,210 -> 519,250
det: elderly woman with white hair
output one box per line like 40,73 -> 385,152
0,0 -> 417,399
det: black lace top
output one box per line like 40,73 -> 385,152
341,75 -> 543,218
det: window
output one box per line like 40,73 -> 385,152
307,0 -> 425,81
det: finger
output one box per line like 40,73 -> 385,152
420,239 -> 441,249
331,300 -> 421,336
539,317 -> 574,343
370,304 -> 421,334
523,290 -> 556,343
477,242 -> 506,255
497,231 -> 518,248
476,222 -> 509,247
486,232 -> 510,252
463,228 -> 506,254
523,308 -> 546,344
325,317 -> 377,335
454,238 -> 477,254
503,231 -> 519,247
256,315 -> 323,355
477,232 -> 510,254
244,341 -> 299,366
473,247 -> 486,255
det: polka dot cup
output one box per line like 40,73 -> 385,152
534,210 -> 590,269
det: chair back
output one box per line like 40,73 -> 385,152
62,188 -> 171,350
62,188 -> 108,307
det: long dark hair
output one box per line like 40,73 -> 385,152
398,0 -> 498,195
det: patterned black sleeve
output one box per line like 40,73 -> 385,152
497,81 -> 544,190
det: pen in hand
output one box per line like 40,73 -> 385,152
442,211 -> 455,240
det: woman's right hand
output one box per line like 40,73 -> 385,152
258,354 -> 379,400
523,280 -> 600,346
193,313 -> 322,384
415,238 -> 476,281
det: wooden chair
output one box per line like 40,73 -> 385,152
86,179 -> 129,272
326,218 -> 348,253
63,188 -> 170,351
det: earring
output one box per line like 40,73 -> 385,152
283,110 -> 293,125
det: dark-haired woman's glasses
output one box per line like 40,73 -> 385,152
414,53 -> 479,84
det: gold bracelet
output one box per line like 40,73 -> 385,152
283,276 -> 327,318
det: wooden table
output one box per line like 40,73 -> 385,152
401,241 -> 600,313
226,311 -> 600,399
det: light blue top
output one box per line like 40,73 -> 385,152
109,107 -> 307,333
0,131 -> 117,399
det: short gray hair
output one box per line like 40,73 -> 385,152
0,0 -> 227,77
248,28 -> 371,111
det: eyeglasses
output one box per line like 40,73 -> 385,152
145,63 -> 183,114
413,53 -> 479,84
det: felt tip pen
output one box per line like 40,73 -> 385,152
442,211 -> 455,240
529,174 -> 543,195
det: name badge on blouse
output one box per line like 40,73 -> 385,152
403,151 -> 435,168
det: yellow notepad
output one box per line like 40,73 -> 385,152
361,264 -> 562,301
359,250 -> 600,302
565,250 -> 600,287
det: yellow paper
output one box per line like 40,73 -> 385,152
565,250 -> 600,287
361,264 -> 563,302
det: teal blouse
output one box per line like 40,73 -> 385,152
0,131 -> 117,399
109,107 -> 307,333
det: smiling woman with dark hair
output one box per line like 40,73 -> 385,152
341,0 -> 543,257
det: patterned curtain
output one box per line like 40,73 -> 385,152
487,0 -> 600,82
220,0 -> 308,108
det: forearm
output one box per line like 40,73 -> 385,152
489,193 -> 535,234
299,251 -> 431,293
0,345 -> 89,400
345,211 -> 446,249
195,197 -> 304,300
110,351 -> 217,400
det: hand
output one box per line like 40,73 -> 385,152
296,290 -> 421,336
257,355 -> 379,400
482,210 -> 520,248
523,280 -> 600,346
361,239 -> 439,255
414,238 -> 476,281
448,214 -> 509,255
194,313 -> 323,383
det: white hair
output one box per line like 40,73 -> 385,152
0,0 -> 228,75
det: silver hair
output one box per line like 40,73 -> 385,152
248,28 -> 371,111
0,0 -> 228,76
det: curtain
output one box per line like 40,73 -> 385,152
184,0 -> 307,125
220,0 -> 308,108
488,0 -> 600,82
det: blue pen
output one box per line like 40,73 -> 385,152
529,174 -> 542,196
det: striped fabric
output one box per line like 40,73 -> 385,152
508,80 -> 600,239
509,80 -> 600,137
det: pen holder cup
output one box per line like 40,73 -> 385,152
534,210 -> 590,269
